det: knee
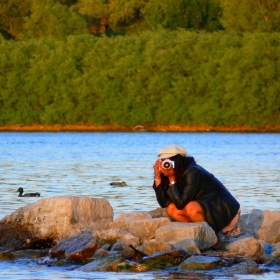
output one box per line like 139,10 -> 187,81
185,201 -> 203,217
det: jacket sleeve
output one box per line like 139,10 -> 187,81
153,181 -> 172,208
166,167 -> 200,210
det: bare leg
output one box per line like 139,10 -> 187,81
166,201 -> 205,223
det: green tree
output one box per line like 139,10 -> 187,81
23,0 -> 88,39
220,0 -> 280,33
145,0 -> 222,32
0,0 -> 31,39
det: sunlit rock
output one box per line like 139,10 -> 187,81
109,212 -> 152,232
130,217 -> 170,243
220,259 -> 262,275
0,196 -> 113,250
142,239 -> 172,255
225,235 -> 262,258
155,222 -> 217,250
93,228 -> 140,247
239,209 -> 280,244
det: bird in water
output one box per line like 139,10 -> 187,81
16,187 -> 40,197
110,181 -> 127,186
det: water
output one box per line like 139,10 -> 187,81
0,132 -> 280,279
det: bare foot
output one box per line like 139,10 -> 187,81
212,236 -> 223,250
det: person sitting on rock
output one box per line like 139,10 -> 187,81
153,144 -> 241,249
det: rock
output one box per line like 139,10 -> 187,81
92,248 -> 110,259
239,209 -> 280,244
13,249 -> 48,259
141,249 -> 188,268
93,228 -> 139,247
0,250 -> 16,261
49,232 -> 100,261
155,222 -> 217,250
168,238 -> 201,255
142,239 -> 172,255
225,235 -> 262,258
77,256 -> 125,272
148,208 -> 170,219
130,217 -> 170,243
179,255 -> 232,270
109,212 -> 152,232
117,260 -> 155,272
0,197 -> 113,250
221,260 -> 262,275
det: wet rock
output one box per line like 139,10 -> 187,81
13,249 -> 48,259
77,256 -> 125,272
142,239 -> 172,255
226,235 -> 262,258
0,250 -> 16,260
141,249 -> 188,268
92,248 -> 110,259
239,209 -> 280,244
179,255 -> 232,270
169,238 -> 201,255
93,228 -> 139,247
130,217 -> 170,243
117,260 -> 156,272
49,232 -> 100,261
109,212 -> 152,232
221,259 -> 262,275
155,222 -> 217,250
0,197 -> 113,250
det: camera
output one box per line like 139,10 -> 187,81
161,159 -> 175,170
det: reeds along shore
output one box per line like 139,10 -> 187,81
0,124 -> 280,133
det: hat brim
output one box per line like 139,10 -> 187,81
158,153 -> 178,159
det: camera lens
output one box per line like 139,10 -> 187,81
163,162 -> 171,169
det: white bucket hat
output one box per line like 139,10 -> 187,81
157,144 -> 187,159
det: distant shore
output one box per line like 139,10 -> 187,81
0,124 -> 279,132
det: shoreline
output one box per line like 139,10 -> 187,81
0,124 -> 279,133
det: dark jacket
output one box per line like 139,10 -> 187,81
153,162 -> 240,232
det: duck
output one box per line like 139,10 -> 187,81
110,181 -> 127,186
16,187 -> 40,197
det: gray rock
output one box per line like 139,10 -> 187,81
155,222 -> 217,250
142,239 -> 172,255
130,217 -> 170,243
49,232 -> 100,261
179,255 -> 232,270
225,235 -> 262,258
148,208 -> 170,219
239,209 -> 280,244
0,197 -> 113,250
220,259 -> 261,275
77,256 -> 125,272
168,238 -> 201,255
109,212 -> 152,232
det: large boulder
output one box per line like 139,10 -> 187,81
239,209 -> 280,244
155,222 -> 217,250
0,196 -> 113,250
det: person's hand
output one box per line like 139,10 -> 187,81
153,159 -> 162,180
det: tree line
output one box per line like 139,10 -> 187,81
0,0 -> 279,128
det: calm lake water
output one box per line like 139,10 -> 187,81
0,132 -> 280,280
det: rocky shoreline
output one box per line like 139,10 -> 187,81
0,197 -> 280,277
